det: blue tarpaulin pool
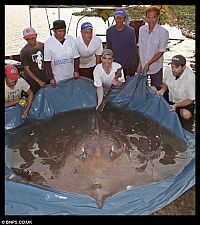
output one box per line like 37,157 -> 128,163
5,70 -> 195,215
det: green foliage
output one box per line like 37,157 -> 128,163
73,9 -> 104,17
169,5 -> 195,33
72,5 -> 195,33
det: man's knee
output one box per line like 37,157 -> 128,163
180,109 -> 192,120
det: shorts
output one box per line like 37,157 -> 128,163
163,90 -> 195,115
79,66 -> 95,80
149,68 -> 163,87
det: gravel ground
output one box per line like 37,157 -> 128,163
151,185 -> 195,215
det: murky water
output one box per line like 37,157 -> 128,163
6,108 -> 189,207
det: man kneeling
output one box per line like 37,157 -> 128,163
155,55 -> 195,120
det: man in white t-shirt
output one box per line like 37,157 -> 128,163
75,22 -> 103,80
93,49 -> 125,109
5,65 -> 34,118
155,55 -> 195,120
44,20 -> 80,87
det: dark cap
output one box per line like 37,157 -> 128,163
171,55 -> 186,67
52,20 -> 66,30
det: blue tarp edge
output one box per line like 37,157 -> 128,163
5,72 -> 195,215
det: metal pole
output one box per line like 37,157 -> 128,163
45,8 -> 52,36
76,15 -> 85,37
67,12 -> 73,34
58,5 -> 60,19
29,5 -> 32,27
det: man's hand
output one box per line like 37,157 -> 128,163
22,102 -> 31,118
112,78 -> 118,86
74,71 -> 79,80
136,63 -> 142,73
37,79 -> 47,88
156,89 -> 165,96
169,104 -> 177,112
22,108 -> 29,118
144,63 -> 150,71
50,78 -> 56,88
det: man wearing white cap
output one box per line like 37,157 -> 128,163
156,55 -> 195,120
93,49 -> 125,109
75,22 -> 103,80
20,27 -> 50,94
44,20 -> 80,87
106,8 -> 137,78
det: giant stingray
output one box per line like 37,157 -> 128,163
6,108 -> 188,208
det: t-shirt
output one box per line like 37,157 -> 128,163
75,35 -> 103,68
93,62 -> 125,87
106,25 -> 137,71
163,66 -> 195,103
44,34 -> 80,82
20,42 -> 48,82
5,78 -> 30,101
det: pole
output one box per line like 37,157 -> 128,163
29,6 -> 32,27
67,11 -> 73,34
45,8 -> 52,36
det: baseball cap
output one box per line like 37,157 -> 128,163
102,49 -> 113,58
23,27 -> 37,40
114,8 -> 126,17
171,55 -> 186,67
81,22 -> 93,31
52,20 -> 66,30
5,65 -> 20,80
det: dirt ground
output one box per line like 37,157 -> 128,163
151,185 -> 195,215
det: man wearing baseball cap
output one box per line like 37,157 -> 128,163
93,49 -> 125,109
75,22 -> 103,80
106,8 -> 137,78
155,54 -> 195,120
5,65 -> 34,118
44,20 -> 80,87
20,27 -> 50,94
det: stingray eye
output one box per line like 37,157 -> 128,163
109,145 -> 118,157
76,146 -> 87,159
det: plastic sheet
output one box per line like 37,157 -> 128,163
5,71 -> 195,215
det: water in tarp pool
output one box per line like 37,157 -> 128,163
5,107 -> 189,208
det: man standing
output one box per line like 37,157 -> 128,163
106,8 -> 137,78
20,27 -> 50,94
44,20 -> 80,87
5,65 -> 34,118
93,49 -> 125,109
156,55 -> 195,120
137,6 -> 169,90
75,22 -> 103,80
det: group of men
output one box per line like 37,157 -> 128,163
5,6 -> 195,121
